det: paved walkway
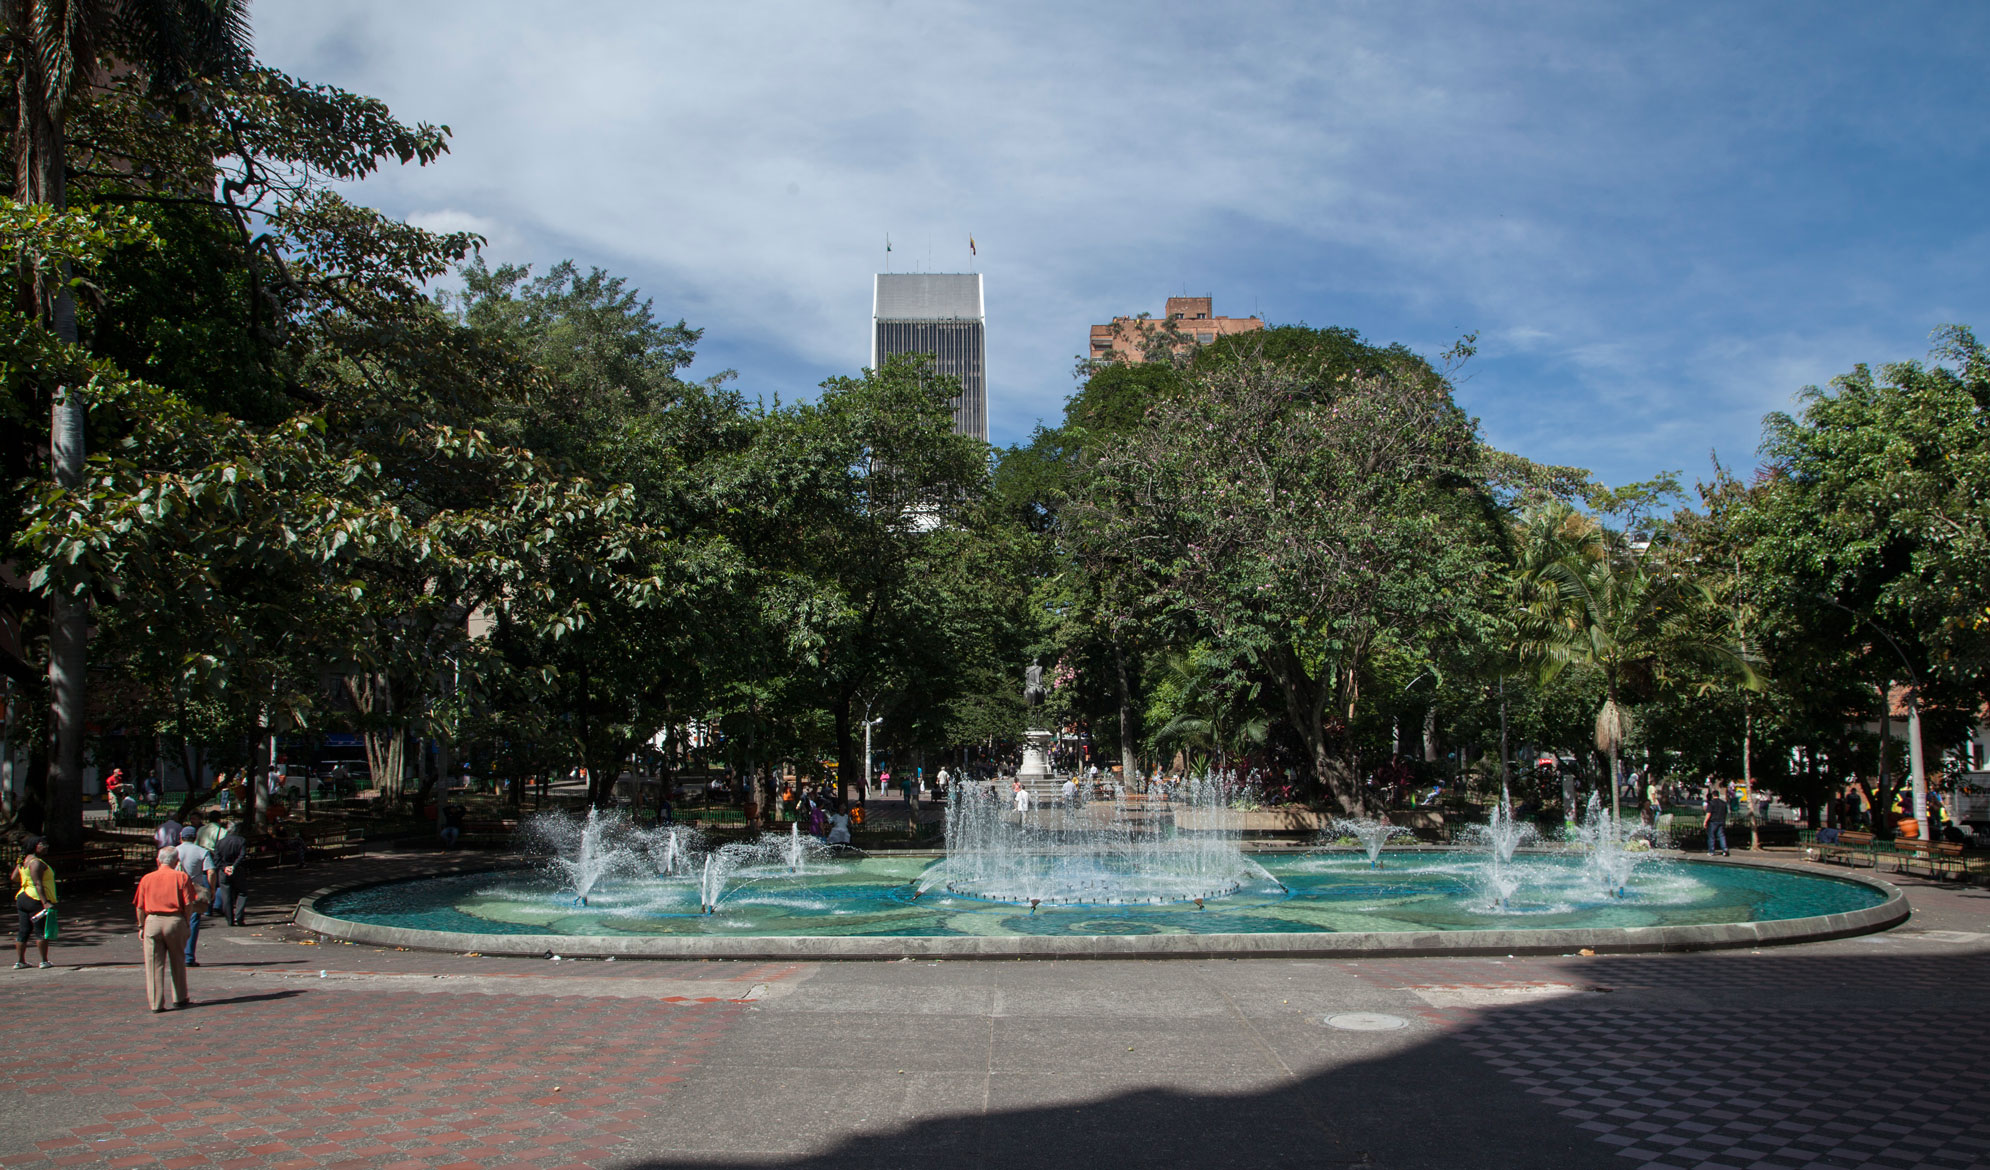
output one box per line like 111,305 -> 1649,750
3,848 -> 1986,1169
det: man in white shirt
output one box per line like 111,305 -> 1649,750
1012,780 -> 1030,815
1060,777 -> 1078,809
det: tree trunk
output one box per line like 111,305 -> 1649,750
1874,682 -> 1895,837
1498,681 -> 1511,807
656,706 -> 676,826
1313,740 -> 1361,816
1112,639 -> 1139,786
42,257 -> 86,849
17,747 -> 49,834
1421,706 -> 1438,765
833,693 -> 857,808
1802,745 -> 1820,830
1744,701 -> 1759,850
346,672 -> 404,802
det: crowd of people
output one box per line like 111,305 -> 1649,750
10,809 -> 263,1009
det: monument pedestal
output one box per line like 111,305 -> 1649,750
1017,729 -> 1060,803
1018,729 -> 1054,780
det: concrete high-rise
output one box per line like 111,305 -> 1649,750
872,273 -> 986,442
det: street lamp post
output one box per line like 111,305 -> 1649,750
1392,668 -> 1436,760
862,707 -> 883,802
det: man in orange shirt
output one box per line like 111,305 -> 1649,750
132,847 -> 197,1012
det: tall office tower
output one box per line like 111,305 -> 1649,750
872,273 -> 986,442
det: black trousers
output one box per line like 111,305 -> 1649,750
215,881 -> 248,925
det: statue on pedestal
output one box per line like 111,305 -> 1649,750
1024,661 -> 1045,708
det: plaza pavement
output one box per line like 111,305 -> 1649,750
2,843 -> 1986,1170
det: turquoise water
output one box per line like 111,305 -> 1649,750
314,851 -> 1887,939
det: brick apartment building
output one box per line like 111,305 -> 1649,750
1088,296 -> 1264,363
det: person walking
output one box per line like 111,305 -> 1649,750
1703,781 -> 1730,857
192,811 -> 224,853
12,836 -> 57,969
134,848 -> 197,1011
213,819 -> 251,927
153,812 -> 183,851
1012,779 -> 1031,816
174,827 -> 217,967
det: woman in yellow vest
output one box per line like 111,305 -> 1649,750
12,835 -> 57,969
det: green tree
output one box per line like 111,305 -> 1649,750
727,354 -> 1007,801
5,0 -> 251,844
1520,499 -> 1757,830
1070,335 -> 1495,812
448,258 -> 749,807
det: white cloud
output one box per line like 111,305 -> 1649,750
404,209 -> 518,256
249,1 -> 1990,484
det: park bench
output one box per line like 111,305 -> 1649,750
295,822 -> 366,861
325,827 -> 367,859
1889,838 -> 1966,880
42,845 -> 134,890
1813,830 -> 1877,868
458,818 -> 518,848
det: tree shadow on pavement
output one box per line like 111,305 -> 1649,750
619,948 -> 1990,1170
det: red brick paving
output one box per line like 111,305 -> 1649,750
0,982 -> 742,1170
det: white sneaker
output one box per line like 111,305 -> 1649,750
9,962 -> 24,970
37,962 -> 53,969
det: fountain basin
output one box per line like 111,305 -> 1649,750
296,851 -> 1906,959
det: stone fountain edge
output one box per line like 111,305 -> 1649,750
291,856 -> 1909,961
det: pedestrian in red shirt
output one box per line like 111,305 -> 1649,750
132,848 -> 198,1012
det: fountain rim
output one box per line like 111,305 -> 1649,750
292,855 -> 1908,960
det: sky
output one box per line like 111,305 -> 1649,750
251,1 -> 1990,488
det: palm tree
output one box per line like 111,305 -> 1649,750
1147,646 -> 1270,781
4,0 -> 249,845
1518,503 -> 1755,835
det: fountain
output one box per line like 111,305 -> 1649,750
930,775 -> 1274,906
1567,793 -> 1641,899
1466,801 -> 1535,910
1328,817 -> 1411,869
528,808 -> 706,905
304,687 -> 1901,954
694,826 -> 833,912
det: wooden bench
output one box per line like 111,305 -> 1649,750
325,828 -> 366,859
42,845 -> 134,890
458,819 -> 518,848
1813,830 -> 1877,867
1889,838 -> 1966,880
295,822 -> 366,861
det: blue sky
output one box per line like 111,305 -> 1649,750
254,1 -> 1990,488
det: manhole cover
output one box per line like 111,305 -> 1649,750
1324,1012 -> 1407,1031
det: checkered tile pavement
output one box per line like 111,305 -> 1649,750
1345,949 -> 1990,1170
0,981 -> 744,1170
1457,1004 -> 1989,1169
